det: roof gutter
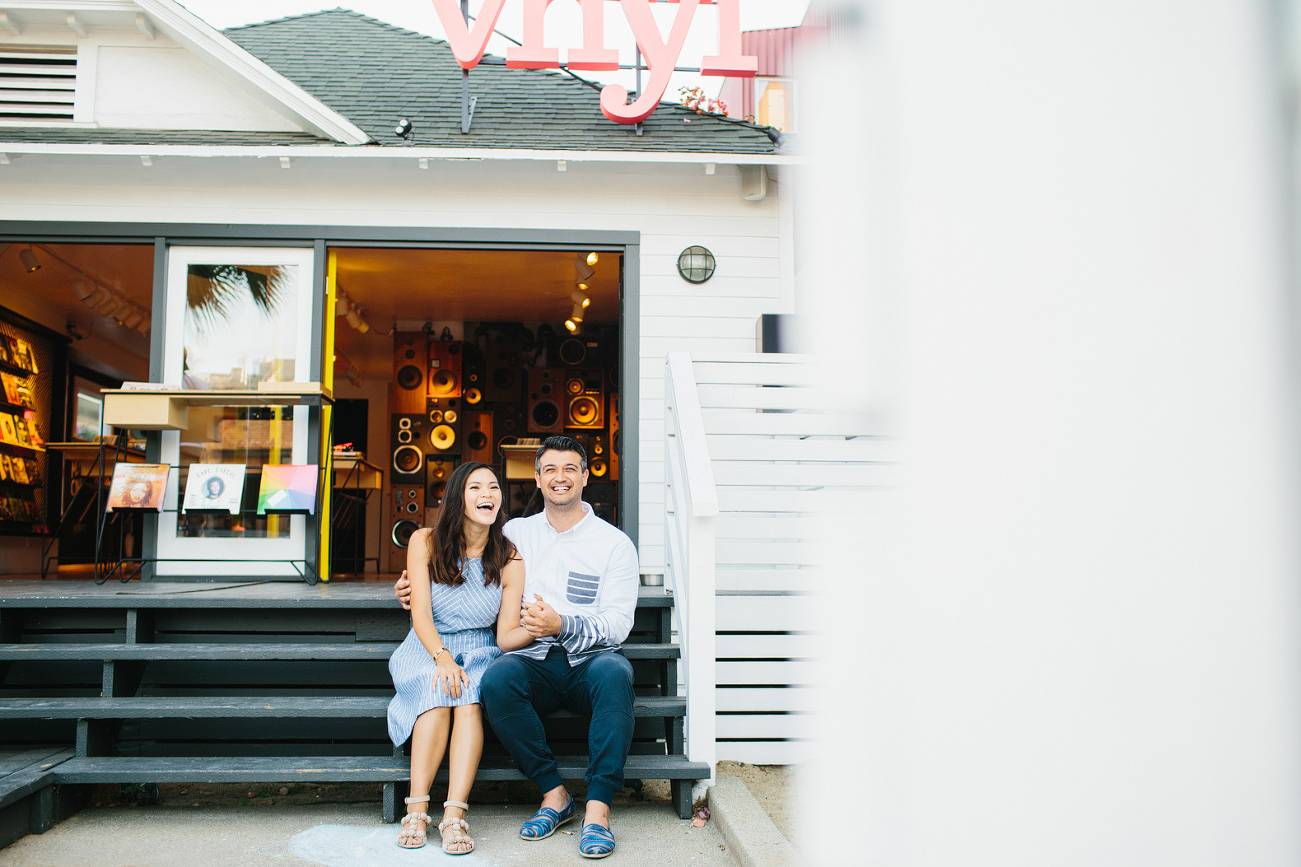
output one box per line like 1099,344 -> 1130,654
0,143 -> 801,166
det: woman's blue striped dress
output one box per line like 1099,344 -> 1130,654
387,557 -> 503,746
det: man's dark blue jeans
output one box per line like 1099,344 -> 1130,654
480,645 -> 635,805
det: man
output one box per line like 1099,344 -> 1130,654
396,435 -> 639,858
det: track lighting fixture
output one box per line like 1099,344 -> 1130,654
564,318 -> 579,333
575,255 -> 595,283
586,252 -> 599,267
571,290 -> 591,308
570,303 -> 585,323
19,245 -> 39,273
121,307 -> 145,330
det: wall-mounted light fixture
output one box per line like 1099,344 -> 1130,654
676,245 -> 716,284
586,252 -> 599,267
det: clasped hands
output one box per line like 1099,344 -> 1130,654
520,594 -> 561,638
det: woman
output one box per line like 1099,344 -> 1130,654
386,461 -> 529,854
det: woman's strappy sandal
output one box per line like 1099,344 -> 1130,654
396,795 -> 431,848
438,799 -> 474,855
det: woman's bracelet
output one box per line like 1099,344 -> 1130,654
432,647 -> 447,663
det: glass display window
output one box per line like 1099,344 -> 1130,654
156,247 -> 317,577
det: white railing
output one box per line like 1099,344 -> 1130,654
663,351 -> 719,782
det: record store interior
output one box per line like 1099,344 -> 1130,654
0,241 -> 622,579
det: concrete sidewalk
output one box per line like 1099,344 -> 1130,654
2,793 -> 736,866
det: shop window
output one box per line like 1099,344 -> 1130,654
158,247 -> 317,576
755,77 -> 795,133
182,262 -> 301,389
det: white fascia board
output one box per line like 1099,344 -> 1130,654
133,0 -> 370,144
7,0 -> 371,144
5,0 -> 138,11
0,142 -> 800,165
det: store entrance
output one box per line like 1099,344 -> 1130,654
327,246 -> 623,577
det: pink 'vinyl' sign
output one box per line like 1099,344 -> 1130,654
430,0 -> 758,124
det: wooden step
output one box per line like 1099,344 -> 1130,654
0,582 -> 673,610
52,753 -> 710,784
0,748 -> 72,811
0,694 -> 687,720
0,642 -> 679,662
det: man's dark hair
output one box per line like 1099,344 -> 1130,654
535,434 -> 588,473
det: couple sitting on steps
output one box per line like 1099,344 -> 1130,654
387,434 -> 639,858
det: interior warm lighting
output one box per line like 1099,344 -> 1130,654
19,246 -> 40,273
575,255 -> 595,282
564,319 -> 578,332
586,252 -> 599,267
576,281 -> 589,292
571,290 -> 591,308
570,303 -> 585,322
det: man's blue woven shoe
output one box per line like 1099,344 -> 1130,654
579,823 -> 616,859
519,797 -> 576,840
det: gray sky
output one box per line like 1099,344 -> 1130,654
177,0 -> 810,96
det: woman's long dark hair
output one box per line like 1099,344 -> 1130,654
428,461 -> 516,587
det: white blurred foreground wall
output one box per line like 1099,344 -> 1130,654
797,1 -> 1301,863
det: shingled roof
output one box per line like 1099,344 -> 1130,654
225,8 -> 777,154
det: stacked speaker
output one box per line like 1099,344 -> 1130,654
389,324 -> 622,568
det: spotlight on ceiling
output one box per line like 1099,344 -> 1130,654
570,303 -> 585,323
571,290 -> 591,308
121,307 -> 145,330
19,246 -> 40,273
344,303 -> 371,333
79,285 -> 109,309
586,252 -> 599,267
97,295 -> 122,317
564,318 -> 579,333
575,255 -> 595,282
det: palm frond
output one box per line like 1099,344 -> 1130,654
186,264 -> 289,335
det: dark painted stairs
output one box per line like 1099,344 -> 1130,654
0,583 -> 707,847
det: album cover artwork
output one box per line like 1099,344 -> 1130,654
0,414 -> 17,445
182,463 -> 246,515
256,464 -> 319,515
106,463 -> 169,512
11,339 -> 36,373
0,374 -> 18,406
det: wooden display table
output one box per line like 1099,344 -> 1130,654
102,383 -> 333,431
